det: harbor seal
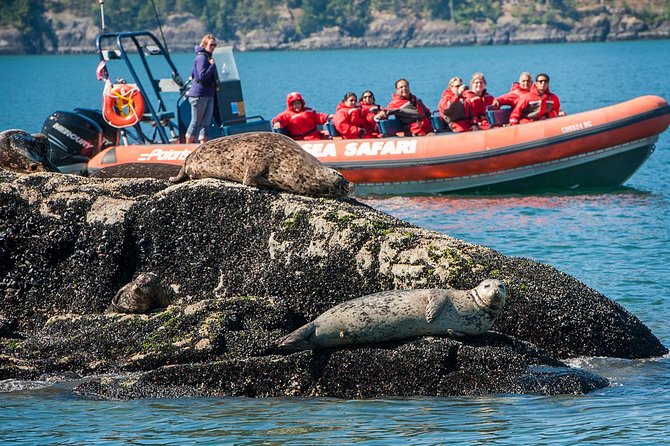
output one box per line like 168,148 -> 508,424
106,272 -> 175,314
169,132 -> 353,197
278,279 -> 506,351
0,129 -> 59,173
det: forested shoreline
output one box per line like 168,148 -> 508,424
1,0 -> 669,54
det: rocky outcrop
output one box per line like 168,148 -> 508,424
0,168 -> 666,399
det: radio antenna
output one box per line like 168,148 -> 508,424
150,0 -> 169,52
98,0 -> 106,32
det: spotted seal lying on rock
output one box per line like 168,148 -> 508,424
278,279 -> 507,350
169,132 -> 353,197
106,272 -> 175,314
0,129 -> 58,173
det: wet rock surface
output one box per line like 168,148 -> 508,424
0,169 -> 665,399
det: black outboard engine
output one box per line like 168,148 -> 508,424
41,111 -> 105,175
74,108 -> 120,150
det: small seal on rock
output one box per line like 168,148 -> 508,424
278,279 -> 507,351
106,272 -> 175,314
0,129 -> 58,173
169,132 -> 353,197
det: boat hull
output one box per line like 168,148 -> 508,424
87,95 -> 670,195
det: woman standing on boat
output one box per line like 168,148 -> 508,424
185,34 -> 219,144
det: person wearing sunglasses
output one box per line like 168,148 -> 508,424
496,71 -> 532,108
358,91 -> 380,114
437,76 -> 472,132
185,34 -> 219,144
509,73 -> 565,126
333,91 -> 378,139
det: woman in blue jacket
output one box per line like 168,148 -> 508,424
186,34 -> 218,144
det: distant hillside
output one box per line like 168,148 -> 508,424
1,0 -> 669,54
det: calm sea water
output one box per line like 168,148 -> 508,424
1,40 -> 670,444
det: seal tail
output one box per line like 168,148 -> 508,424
277,322 -> 316,351
169,166 -> 188,183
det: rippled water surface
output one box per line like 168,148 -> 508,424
1,39 -> 670,444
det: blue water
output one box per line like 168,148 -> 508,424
2,40 -> 670,444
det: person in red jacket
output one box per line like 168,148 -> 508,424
437,76 -> 472,132
333,92 -> 378,139
374,79 -> 433,136
496,72 -> 532,108
358,90 -> 380,115
462,72 -> 496,130
272,92 -> 331,140
509,73 -> 566,125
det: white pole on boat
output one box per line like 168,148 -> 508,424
99,0 -> 106,32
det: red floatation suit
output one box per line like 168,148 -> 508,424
437,88 -> 472,132
272,92 -> 329,140
509,84 -> 562,125
385,93 -> 433,136
333,102 -> 378,139
462,89 -> 495,130
496,82 -> 529,108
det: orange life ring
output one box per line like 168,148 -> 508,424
102,83 -> 145,128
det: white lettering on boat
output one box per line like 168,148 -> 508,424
301,142 -> 337,158
302,139 -> 418,158
561,121 -> 593,134
344,140 -> 418,157
138,148 -> 193,161
52,123 -> 94,151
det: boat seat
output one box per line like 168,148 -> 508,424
142,111 -> 175,123
222,117 -> 272,136
430,111 -> 451,133
487,106 -> 512,127
377,117 -> 405,137
326,121 -> 341,137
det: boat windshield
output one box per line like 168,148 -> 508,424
213,46 -> 239,81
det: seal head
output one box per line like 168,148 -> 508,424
0,129 -> 59,173
106,272 -> 175,314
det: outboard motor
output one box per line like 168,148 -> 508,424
74,108 -> 120,150
41,111 -> 104,175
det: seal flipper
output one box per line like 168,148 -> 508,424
243,159 -> 271,187
169,166 -> 188,183
425,293 -> 449,323
277,322 -> 317,351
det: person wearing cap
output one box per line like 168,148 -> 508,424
272,92 -> 332,140
185,33 -> 219,144
509,73 -> 566,125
